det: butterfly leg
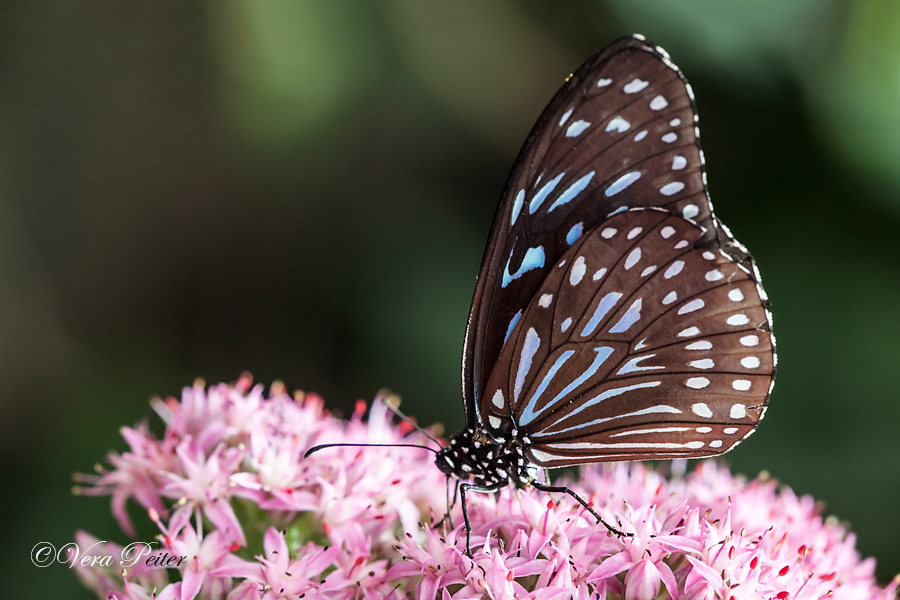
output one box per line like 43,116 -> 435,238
459,482 -> 503,557
531,480 -> 632,539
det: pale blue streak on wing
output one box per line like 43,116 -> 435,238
581,292 -> 623,337
519,346 -> 615,427
502,246 -> 545,288
510,189 -> 525,226
529,173 -> 565,214
609,298 -> 642,333
566,222 -> 584,246
517,350 -> 575,426
504,310 -> 523,346
604,171 -> 641,197
548,171 -> 595,212
514,328 -> 541,402
533,381 -> 664,437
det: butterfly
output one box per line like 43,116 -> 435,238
432,34 -> 776,553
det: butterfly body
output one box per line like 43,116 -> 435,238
435,427 -> 536,490
439,35 -> 775,547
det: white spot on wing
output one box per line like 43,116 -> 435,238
696,427 -> 712,433
567,120 -> 591,137
539,294 -> 553,308
741,356 -> 760,369
740,334 -> 759,347
660,182 -> 685,196
605,116 -> 630,133
730,403 -> 747,418
686,340 -> 712,350
641,265 -> 656,277
669,118 -> 681,127
710,440 -> 723,448
732,380 -> 751,392
662,132 -> 677,143
623,78 -> 649,93
650,95 -> 668,110
624,247 -> 641,270
661,226 -> 676,239
728,288 -> 745,302
672,156 -> 687,170
559,107 -> 574,127
561,318 -> 572,332
597,77 -> 612,87
664,261 -> 684,279
691,401 -> 713,415
634,130 -> 648,141
605,171 -> 641,197
678,298 -> 705,315
601,227 -> 617,239
682,204 -> 699,218
491,390 -> 504,409
662,291 -> 678,305
724,427 -> 739,434
705,270 -> 724,282
627,227 -> 643,239
727,314 -> 750,326
592,268 -> 607,280
690,359 -> 715,369
678,326 -> 701,337
488,415 -> 502,429
570,256 -> 587,285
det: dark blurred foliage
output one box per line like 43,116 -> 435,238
2,1 -> 899,597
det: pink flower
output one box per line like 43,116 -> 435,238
73,378 -> 900,600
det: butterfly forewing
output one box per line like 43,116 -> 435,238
463,37 -> 723,423
463,36 -> 774,465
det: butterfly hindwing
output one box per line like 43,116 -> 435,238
463,36 -> 723,427
480,209 -> 774,467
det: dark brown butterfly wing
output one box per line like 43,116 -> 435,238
462,35 -> 775,462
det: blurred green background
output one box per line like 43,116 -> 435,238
2,0 -> 899,596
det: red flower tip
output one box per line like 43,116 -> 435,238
236,372 -> 253,393
728,546 -> 735,560
750,557 -> 759,569
322,523 -> 332,535
547,500 -> 555,510
776,592 -> 789,599
655,483 -> 664,496
284,488 -> 294,495
392,479 -> 401,485
354,556 -> 365,567
399,421 -> 414,435
165,535 -> 173,547
229,542 -> 240,552
507,571 -> 515,582
820,572 -> 837,582
779,565 -> 790,577
354,400 -> 367,417
147,508 -> 159,522
798,545 -> 807,555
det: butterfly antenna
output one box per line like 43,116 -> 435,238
376,389 -> 442,447
304,442 -> 438,459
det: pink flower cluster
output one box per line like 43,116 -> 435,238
73,376 -> 897,600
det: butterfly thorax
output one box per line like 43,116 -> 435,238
436,427 -> 537,488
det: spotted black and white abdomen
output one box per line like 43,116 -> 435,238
478,208 -> 775,468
